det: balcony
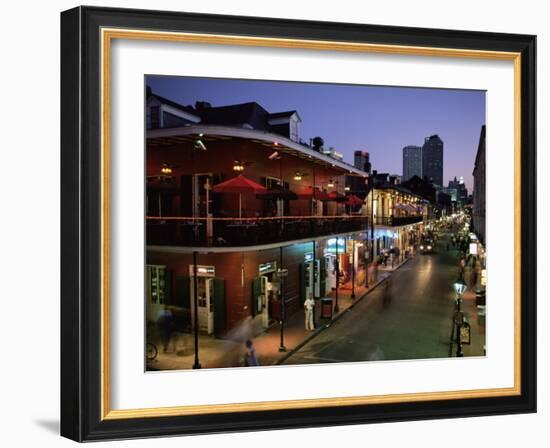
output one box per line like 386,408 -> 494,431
374,215 -> 424,226
147,215 -> 370,248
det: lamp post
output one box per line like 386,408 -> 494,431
192,251 -> 201,369
278,245 -> 288,352
452,276 -> 468,357
367,172 -> 375,288
351,237 -> 356,300
334,238 -> 340,313
453,275 -> 467,312
312,240 -> 317,326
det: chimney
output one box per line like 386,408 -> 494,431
195,101 -> 212,110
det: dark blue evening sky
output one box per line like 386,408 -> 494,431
147,76 -> 485,191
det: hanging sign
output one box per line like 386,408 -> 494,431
460,322 -> 472,345
259,261 -> 277,275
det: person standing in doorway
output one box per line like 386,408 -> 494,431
304,293 -> 315,331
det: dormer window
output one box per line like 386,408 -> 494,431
289,115 -> 299,142
267,111 -> 301,142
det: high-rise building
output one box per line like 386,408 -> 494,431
422,135 -> 444,187
402,145 -> 422,181
448,176 -> 468,204
354,150 -> 371,174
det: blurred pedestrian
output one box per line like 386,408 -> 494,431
471,269 -> 478,287
459,256 -> 466,276
243,339 -> 259,366
157,306 -> 175,352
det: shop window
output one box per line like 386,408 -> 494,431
147,265 -> 167,304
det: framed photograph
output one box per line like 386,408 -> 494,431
60,6 -> 536,441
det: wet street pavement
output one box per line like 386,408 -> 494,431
282,235 -> 485,365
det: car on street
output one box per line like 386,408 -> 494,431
419,238 -> 434,254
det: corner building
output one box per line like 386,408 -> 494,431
144,93 -> 369,338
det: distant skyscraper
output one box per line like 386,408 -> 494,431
354,150 -> 371,174
422,135 -> 444,186
448,176 -> 468,203
402,145 -> 422,181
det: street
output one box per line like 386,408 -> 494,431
282,234 -> 485,365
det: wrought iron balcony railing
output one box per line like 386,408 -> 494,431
146,215 -> 370,247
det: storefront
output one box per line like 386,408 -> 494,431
301,251 -> 327,300
146,264 -> 171,322
252,261 -> 279,328
146,232 -> 370,339
189,264 -> 225,336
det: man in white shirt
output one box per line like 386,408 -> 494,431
304,293 -> 315,331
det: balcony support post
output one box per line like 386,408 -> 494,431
278,246 -> 286,352
351,237 -> 356,300
312,240 -> 317,328
192,251 -> 201,369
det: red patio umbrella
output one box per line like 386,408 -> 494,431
212,174 -> 267,219
297,186 -> 330,201
327,191 -> 347,202
346,194 -> 365,207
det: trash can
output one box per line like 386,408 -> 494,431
321,298 -> 333,319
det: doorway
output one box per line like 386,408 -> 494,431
253,261 -> 278,328
303,259 -> 321,299
189,265 -> 225,336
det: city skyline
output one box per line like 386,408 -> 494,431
146,76 -> 485,191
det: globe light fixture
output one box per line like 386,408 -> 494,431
233,161 -> 245,172
453,276 -> 467,302
161,164 -> 173,175
293,172 -> 303,181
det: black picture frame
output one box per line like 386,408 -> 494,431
61,6 -> 536,442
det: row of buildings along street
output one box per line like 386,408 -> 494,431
144,84 -> 487,370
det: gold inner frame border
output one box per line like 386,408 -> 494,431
100,27 -> 522,420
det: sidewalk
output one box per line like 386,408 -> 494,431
439,231 -> 486,357
147,258 -> 410,371
451,264 -> 486,357
378,254 -> 413,272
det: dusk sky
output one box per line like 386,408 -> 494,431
147,76 -> 485,192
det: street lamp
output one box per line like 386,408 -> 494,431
192,251 -> 201,369
452,275 -> 467,357
277,265 -> 288,352
351,238 -> 356,300
453,276 -> 467,312
334,238 -> 340,313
